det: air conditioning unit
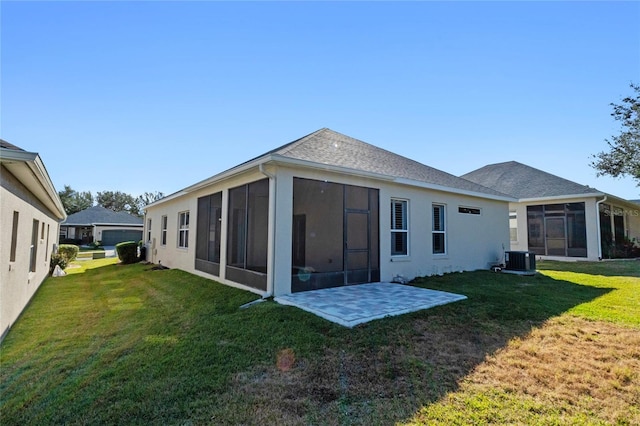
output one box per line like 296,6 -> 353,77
504,251 -> 536,275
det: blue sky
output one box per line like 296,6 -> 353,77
2,1 -> 639,200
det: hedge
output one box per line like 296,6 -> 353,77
58,244 -> 79,262
116,241 -> 138,264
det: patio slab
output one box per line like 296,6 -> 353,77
274,282 -> 467,328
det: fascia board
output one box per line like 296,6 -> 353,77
0,147 -> 38,163
518,193 -> 605,203
145,157 -> 269,209
603,193 -> 640,209
30,155 -> 67,220
92,223 -> 144,227
2,149 -> 66,220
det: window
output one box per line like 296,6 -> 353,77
391,199 -> 408,256
41,222 -> 45,240
161,215 -> 168,246
45,224 -> 50,259
147,219 -> 152,243
178,211 -> 189,248
30,219 -> 39,272
432,204 -> 446,254
10,211 -> 19,262
458,206 -> 481,215
509,211 -> 518,242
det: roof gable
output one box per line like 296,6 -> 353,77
62,206 -> 143,225
461,161 -> 601,199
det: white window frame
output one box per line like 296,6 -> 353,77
391,198 -> 409,256
178,211 -> 189,249
147,218 -> 152,243
432,203 -> 446,255
509,210 -> 518,242
161,215 -> 168,246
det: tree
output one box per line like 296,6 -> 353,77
591,83 -> 640,185
96,191 -> 140,216
58,185 -> 93,215
135,191 -> 165,213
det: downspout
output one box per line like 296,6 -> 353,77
596,195 -> 607,260
259,163 -> 276,298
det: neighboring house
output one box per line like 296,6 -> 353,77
144,128 -> 513,297
462,161 -> 640,261
60,205 -> 143,246
1,140 -> 66,341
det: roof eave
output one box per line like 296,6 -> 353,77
145,155 -> 273,209
517,193 -> 605,203
1,147 -> 67,220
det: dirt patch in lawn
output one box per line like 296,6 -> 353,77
227,316 -> 640,425
458,315 -> 640,424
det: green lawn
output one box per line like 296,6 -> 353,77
1,259 -> 638,425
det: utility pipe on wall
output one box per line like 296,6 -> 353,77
595,195 -> 607,260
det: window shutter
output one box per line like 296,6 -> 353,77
433,205 -> 444,231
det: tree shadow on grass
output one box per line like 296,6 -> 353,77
228,271 -> 615,425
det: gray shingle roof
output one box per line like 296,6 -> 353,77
266,128 -> 509,197
461,161 -> 601,199
61,206 -> 143,226
0,139 -> 24,151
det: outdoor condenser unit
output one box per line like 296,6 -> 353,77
504,251 -> 536,273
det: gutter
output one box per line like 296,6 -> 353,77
259,163 -> 276,298
596,195 -> 608,260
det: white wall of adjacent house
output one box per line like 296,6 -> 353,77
626,203 -> 640,242
509,197 -> 601,261
1,170 -> 60,341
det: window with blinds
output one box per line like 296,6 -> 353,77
391,199 -> 408,256
432,204 -> 446,254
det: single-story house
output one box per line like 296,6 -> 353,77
60,205 -> 144,246
144,128 -> 513,297
462,161 -> 640,261
1,140 -> 66,341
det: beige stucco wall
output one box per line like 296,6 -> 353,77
145,163 -> 510,297
624,202 -> 640,242
510,197 -> 640,261
1,167 -> 60,340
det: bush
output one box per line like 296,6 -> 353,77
49,253 -> 69,275
88,241 -> 102,249
58,244 -> 79,262
116,241 -> 138,264
139,246 -> 147,262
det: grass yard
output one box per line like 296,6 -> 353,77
1,259 -> 638,425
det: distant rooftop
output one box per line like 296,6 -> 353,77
462,161 -> 601,199
62,205 -> 143,226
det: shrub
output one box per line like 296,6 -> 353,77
116,241 -> 138,264
58,244 -> 79,262
139,246 -> 147,262
49,253 -> 69,275
88,241 -> 102,249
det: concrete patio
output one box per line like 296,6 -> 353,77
274,282 -> 467,328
